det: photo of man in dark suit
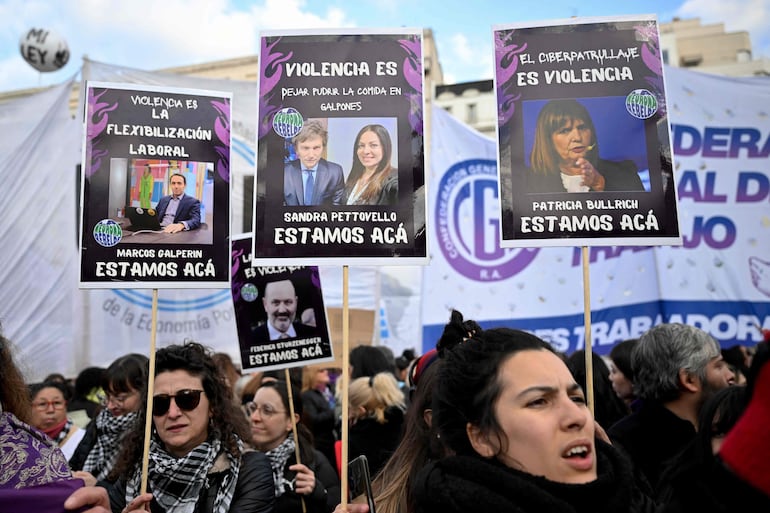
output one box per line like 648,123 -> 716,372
255,279 -> 316,341
284,120 -> 345,206
155,173 -> 201,233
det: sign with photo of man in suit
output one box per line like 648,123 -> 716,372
231,233 -> 334,371
252,28 -> 427,266
79,82 -> 231,288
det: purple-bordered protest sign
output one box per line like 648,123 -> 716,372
493,15 -> 681,248
79,82 -> 231,288
252,29 -> 427,265
231,233 -> 333,371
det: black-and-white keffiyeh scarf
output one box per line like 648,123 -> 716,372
125,434 -> 243,513
52,418 -> 75,444
265,433 -> 296,497
83,409 -> 137,480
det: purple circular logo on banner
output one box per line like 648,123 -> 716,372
435,159 -> 539,281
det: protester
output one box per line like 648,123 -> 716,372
658,341 -> 770,512
608,338 -> 639,409
656,385 -> 748,505
301,365 -> 338,468
349,346 -> 396,380
372,349 -> 445,513
721,345 -> 751,385
348,372 -> 406,477
411,310 -> 657,513
212,352 -> 242,402
28,380 -> 86,460
0,331 -> 112,512
394,349 -> 416,402
69,353 -> 148,485
608,323 -> 734,492
67,366 -> 105,428
566,349 -> 629,428
249,380 -> 340,513
104,342 -> 275,513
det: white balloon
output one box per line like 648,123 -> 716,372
19,28 -> 70,72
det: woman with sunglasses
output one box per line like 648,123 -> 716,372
104,342 -> 275,513
249,380 -> 340,513
70,353 -> 148,486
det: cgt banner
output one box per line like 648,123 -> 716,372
422,65 -> 770,355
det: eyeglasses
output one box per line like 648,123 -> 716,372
245,402 -> 286,418
152,389 -> 204,416
102,392 -> 135,407
32,400 -> 66,411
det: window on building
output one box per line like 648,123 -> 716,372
737,49 -> 751,62
680,54 -> 702,67
467,103 -> 477,124
662,49 -> 669,64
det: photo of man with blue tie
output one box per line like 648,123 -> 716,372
284,120 -> 345,206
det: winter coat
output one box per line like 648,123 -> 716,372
349,405 -> 405,477
274,448 -> 340,513
412,440 -> 658,513
104,450 -> 275,513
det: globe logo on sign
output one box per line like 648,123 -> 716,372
625,89 -> 658,119
272,107 -> 304,138
435,159 -> 539,281
93,219 -> 122,247
241,283 -> 259,302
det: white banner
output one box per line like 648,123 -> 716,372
422,67 -> 770,354
0,79 -> 82,381
7,60 -> 765,380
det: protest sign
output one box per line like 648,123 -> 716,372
232,234 -> 333,371
79,82 -> 231,288
252,29 -> 427,265
493,15 -> 681,247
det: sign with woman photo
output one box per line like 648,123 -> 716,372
493,15 -> 681,247
79,82 -> 232,287
252,29 -> 427,265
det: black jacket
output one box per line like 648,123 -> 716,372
68,417 -> 98,470
275,448 -> 340,513
301,389 -> 338,467
608,401 -> 696,492
412,440 -> 657,513
527,158 -> 644,194
105,450 -> 275,513
659,457 -> 770,512
349,405 -> 405,477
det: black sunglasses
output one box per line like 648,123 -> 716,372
152,389 -> 204,416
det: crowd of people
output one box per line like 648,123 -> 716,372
2,316 -> 769,513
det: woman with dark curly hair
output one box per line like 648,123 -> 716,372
105,342 -> 275,513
